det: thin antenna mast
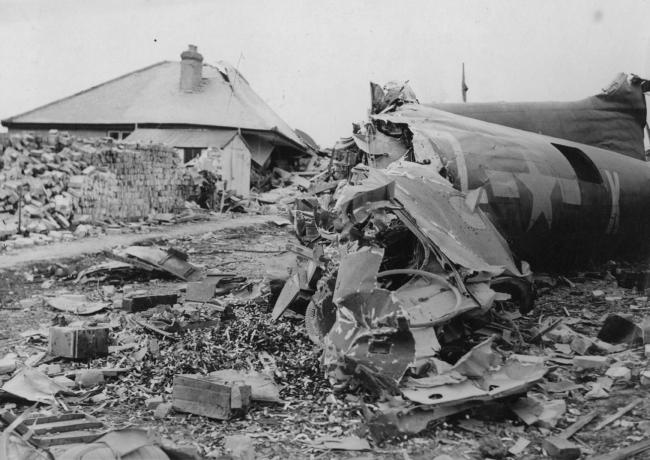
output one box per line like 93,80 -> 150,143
462,63 -> 469,103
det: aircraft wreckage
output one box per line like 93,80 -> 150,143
274,73 -> 650,433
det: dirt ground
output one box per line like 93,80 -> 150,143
0,214 -> 273,269
1,216 -> 649,459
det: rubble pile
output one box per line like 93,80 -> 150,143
269,161 -> 650,455
0,132 -> 188,240
274,162 -> 542,427
1,217 -> 650,457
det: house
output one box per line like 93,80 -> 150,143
1,45 -> 308,171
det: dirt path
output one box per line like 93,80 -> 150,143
0,214 -> 276,269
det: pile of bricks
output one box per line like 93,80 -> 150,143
71,145 -> 186,220
0,132 -> 187,237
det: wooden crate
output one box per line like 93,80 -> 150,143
49,326 -> 109,359
122,293 -> 178,312
172,374 -> 251,420
0,411 -> 105,447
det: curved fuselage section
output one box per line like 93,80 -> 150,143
373,106 -> 650,270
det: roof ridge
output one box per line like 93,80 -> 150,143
2,61 -> 172,124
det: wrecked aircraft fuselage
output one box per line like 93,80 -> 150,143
278,160 -> 535,400
370,74 -> 650,270
275,74 -> 650,436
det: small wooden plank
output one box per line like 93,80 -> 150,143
30,418 -> 104,435
530,319 -> 563,343
558,410 -> 598,439
24,413 -> 88,425
0,410 -> 33,437
4,412 -> 106,448
594,399 -> 641,431
34,430 -> 105,447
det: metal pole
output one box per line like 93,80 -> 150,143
17,185 -> 23,234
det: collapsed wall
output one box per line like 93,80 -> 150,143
0,133 -> 188,235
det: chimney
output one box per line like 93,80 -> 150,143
180,44 -> 203,92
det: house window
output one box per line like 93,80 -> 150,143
183,148 -> 204,163
107,130 -> 132,140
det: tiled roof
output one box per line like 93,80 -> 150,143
2,61 -> 304,148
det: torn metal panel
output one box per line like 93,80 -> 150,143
113,246 -> 202,281
334,172 -> 396,220
358,340 -> 547,439
74,261 -> 137,284
338,163 -> 524,277
370,81 -> 419,113
311,153 -> 532,391
270,272 -> 312,321
3,367 -> 73,404
334,137 -> 356,151
409,327 -> 441,363
450,337 -> 500,378
46,294 -> 108,315
322,287 -> 415,390
333,247 -> 383,301
410,128 -> 444,170
320,262 -> 507,391
367,402 -> 474,442
401,347 -> 546,407
352,131 -> 408,169
395,279 -> 496,327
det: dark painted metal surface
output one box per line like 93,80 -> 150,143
427,74 -> 648,160
373,97 -> 650,270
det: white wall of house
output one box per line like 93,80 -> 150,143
191,134 -> 251,197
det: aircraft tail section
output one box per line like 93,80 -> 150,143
420,73 -> 648,160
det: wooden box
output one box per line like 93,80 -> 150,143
122,293 -> 178,312
172,374 -> 251,420
49,326 -> 109,359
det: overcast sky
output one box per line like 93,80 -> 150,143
1,0 -> 649,147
